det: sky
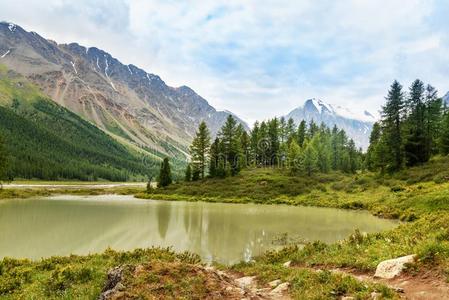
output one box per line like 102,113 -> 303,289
1,0 -> 449,124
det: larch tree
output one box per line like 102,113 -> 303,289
381,80 -> 405,172
189,121 -> 211,179
158,158 -> 172,188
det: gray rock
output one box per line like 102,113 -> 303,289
374,255 -> 416,279
235,276 -> 257,289
370,291 -> 382,299
283,261 -> 292,268
269,282 -> 290,296
268,279 -> 282,288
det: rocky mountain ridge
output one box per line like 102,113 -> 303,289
0,21 -> 248,159
286,98 -> 375,149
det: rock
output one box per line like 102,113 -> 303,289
268,279 -> 282,288
101,266 -> 123,292
269,282 -> 290,296
283,261 -> 292,268
370,291 -> 381,299
341,297 -> 355,300
235,276 -> 257,289
374,255 -> 416,279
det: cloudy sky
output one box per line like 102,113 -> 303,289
1,0 -> 449,123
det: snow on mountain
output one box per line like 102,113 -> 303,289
286,98 -> 376,150
305,98 -> 376,122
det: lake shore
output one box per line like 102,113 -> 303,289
1,158 -> 449,299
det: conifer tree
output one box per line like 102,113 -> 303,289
279,117 -> 287,143
209,138 -> 220,177
285,118 -> 296,144
381,80 -> 405,172
287,140 -> 302,174
439,109 -> 449,155
347,139 -> 358,173
249,122 -> 260,165
365,122 -> 381,171
158,158 -> 172,187
184,164 -> 192,182
297,120 -> 306,147
189,121 -> 211,179
268,118 -> 280,165
424,85 -> 443,157
404,79 -> 427,166
219,115 -> 241,175
303,141 -> 317,176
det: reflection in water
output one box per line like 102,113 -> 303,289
0,195 -> 398,264
156,203 -> 171,239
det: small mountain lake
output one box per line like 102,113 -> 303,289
0,195 -> 398,265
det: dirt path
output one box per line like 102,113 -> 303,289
310,266 -> 449,300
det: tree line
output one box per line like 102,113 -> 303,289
185,115 -> 363,181
365,79 -> 449,173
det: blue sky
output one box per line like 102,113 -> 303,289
1,0 -> 449,123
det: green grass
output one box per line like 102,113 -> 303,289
2,157 -> 449,299
0,248 -> 200,299
140,156 -> 449,280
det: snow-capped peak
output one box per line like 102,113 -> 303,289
303,98 -> 376,122
8,23 -> 16,32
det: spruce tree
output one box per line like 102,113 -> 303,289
268,118 -> 280,166
189,121 -> 211,179
303,141 -> 317,176
439,109 -> 449,155
365,122 -> 381,171
297,120 -> 306,147
285,118 -> 296,144
184,164 -> 192,182
347,139 -> 358,173
287,140 -> 302,174
249,122 -> 260,166
404,79 -> 427,166
158,158 -> 172,187
381,80 -> 405,172
219,115 -> 241,175
424,85 -> 443,157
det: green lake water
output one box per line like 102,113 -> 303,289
0,195 -> 397,264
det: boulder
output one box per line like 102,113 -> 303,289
282,261 -> 292,268
374,255 -> 416,279
269,282 -> 290,296
235,276 -> 257,289
268,279 -> 282,288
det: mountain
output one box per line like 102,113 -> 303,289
286,98 -> 375,149
0,22 -> 248,160
0,66 -> 155,181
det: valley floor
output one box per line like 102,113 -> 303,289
1,157 -> 449,299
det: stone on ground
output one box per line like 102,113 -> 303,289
374,254 -> 416,279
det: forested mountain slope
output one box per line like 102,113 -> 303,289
0,66 -> 157,181
0,22 -> 248,161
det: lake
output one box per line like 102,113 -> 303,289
0,195 -> 397,264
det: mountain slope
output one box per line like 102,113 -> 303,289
0,22 -> 248,160
286,98 -> 375,149
0,66 -> 159,181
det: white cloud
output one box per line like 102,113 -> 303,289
1,0 -> 448,123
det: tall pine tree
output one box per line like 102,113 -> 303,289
158,158 -> 172,187
189,121 -> 211,179
381,80 -> 405,172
